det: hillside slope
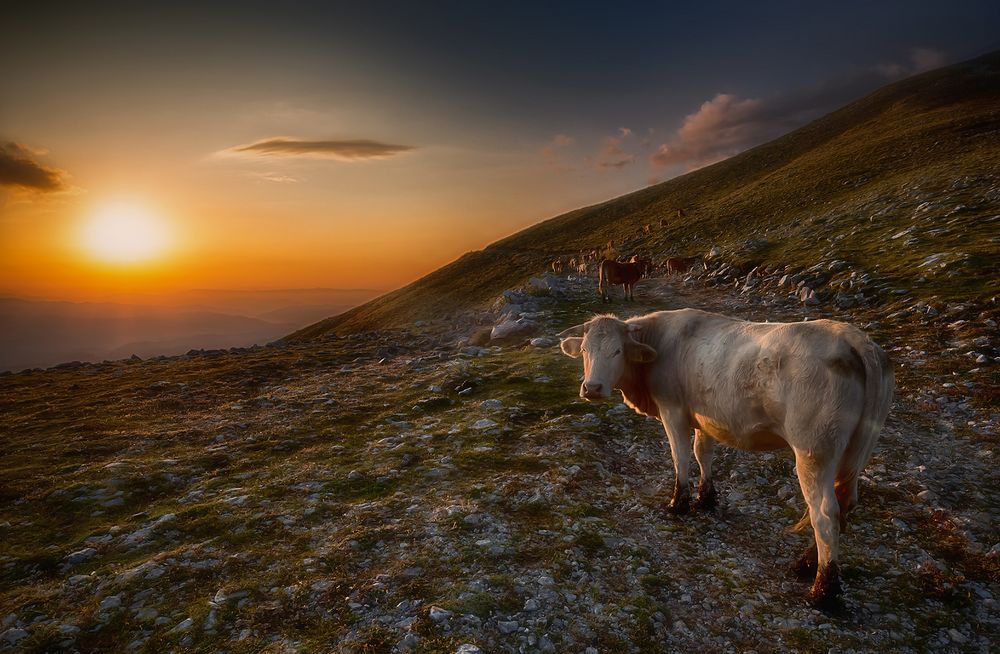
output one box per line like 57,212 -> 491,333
293,51 -> 1000,340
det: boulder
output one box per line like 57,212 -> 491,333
490,318 -> 538,345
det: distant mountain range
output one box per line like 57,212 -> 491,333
0,288 -> 379,371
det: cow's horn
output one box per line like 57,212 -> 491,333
558,323 -> 586,338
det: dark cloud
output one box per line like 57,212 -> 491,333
224,137 -> 415,160
651,48 -> 950,171
0,142 -> 67,191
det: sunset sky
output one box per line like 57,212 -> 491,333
3,1 -> 999,302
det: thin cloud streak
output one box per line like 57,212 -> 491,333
222,137 -> 415,160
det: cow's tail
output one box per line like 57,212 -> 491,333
791,507 -> 811,532
792,338 -> 893,533
828,340 -> 895,529
841,341 -> 893,487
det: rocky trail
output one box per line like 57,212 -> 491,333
0,265 -> 997,653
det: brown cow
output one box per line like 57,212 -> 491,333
599,259 -> 650,302
664,256 -> 701,274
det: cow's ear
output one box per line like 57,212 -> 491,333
626,341 -> 657,363
558,323 -> 586,338
560,337 -> 583,358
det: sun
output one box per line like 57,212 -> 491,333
81,201 -> 171,264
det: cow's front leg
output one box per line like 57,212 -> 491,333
692,429 -> 717,512
660,412 -> 692,514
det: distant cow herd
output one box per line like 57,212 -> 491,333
549,248 -> 702,303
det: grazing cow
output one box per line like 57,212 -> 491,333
557,310 -> 893,608
598,259 -> 650,302
664,256 -> 701,274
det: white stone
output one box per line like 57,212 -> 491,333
428,606 -> 452,622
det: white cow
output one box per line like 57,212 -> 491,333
558,309 -> 893,608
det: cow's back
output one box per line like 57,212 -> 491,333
633,310 -> 873,449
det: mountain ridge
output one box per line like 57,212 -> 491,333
292,50 -> 1000,340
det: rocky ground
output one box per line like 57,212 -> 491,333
1,264 -> 997,653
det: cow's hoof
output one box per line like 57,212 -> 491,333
790,545 -> 818,579
692,484 -> 717,512
806,563 -> 843,612
666,496 -> 690,515
806,588 -> 845,614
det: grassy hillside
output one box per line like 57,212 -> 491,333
293,51 -> 1000,339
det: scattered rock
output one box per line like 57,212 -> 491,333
99,595 -> 122,611
498,620 -> 519,634
65,547 -> 97,565
1,628 -> 28,647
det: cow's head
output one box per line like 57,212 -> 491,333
558,315 -> 657,400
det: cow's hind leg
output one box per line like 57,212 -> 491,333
692,430 -> 717,512
792,470 -> 858,579
794,450 -> 843,609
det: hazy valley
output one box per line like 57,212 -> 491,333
0,289 -> 379,372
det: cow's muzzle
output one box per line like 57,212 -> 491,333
580,381 -> 609,401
